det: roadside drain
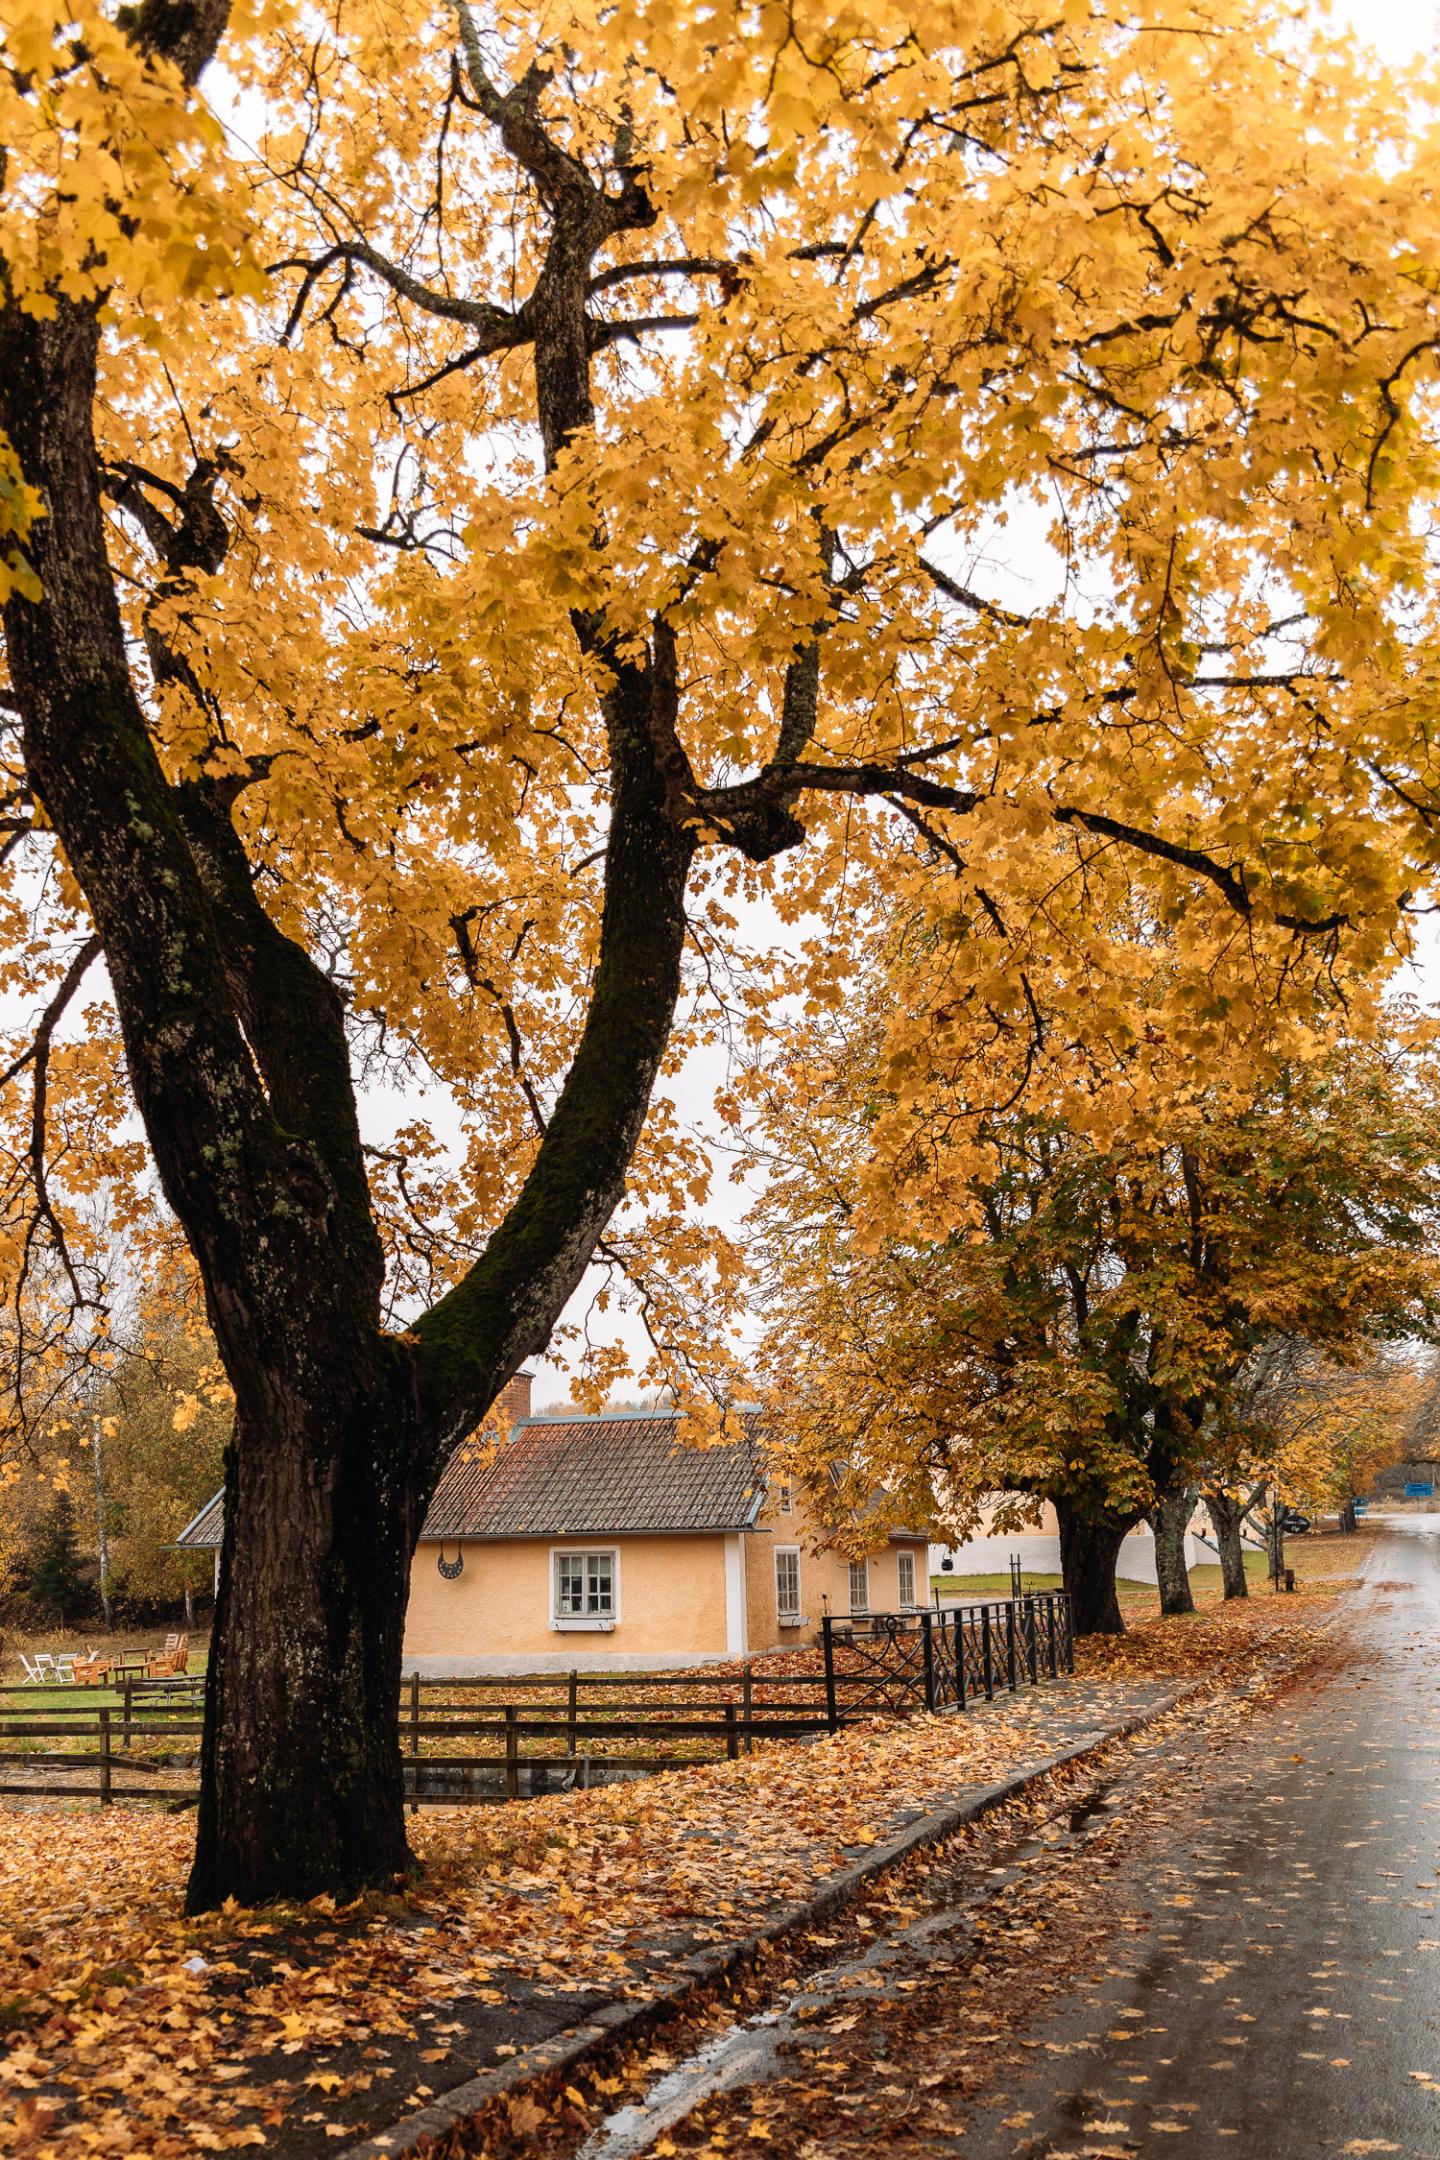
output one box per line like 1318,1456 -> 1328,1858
575,1785 -> 1127,2159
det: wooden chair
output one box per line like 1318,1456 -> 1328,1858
147,1632 -> 188,1678
71,1651 -> 110,1686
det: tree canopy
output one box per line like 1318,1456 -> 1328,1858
748,930 -> 1440,1628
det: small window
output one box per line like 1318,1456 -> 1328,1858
775,1546 -> 801,1622
848,1559 -> 869,1613
898,1552 -> 917,1608
778,1478 -> 794,1515
554,1548 -> 616,1626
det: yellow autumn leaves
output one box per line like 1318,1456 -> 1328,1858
1,0 -> 1440,1422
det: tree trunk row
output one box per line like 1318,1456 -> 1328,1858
1204,1489 -> 1251,1599
1150,1485 -> 1197,1616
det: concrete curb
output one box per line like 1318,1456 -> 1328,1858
340,1680 -> 1203,2159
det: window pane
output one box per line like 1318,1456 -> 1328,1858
898,1554 -> 916,1606
776,1550 -> 800,1617
558,1551 -> 614,1617
849,1561 -> 868,1612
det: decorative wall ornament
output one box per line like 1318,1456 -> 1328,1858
436,1546 -> 464,1580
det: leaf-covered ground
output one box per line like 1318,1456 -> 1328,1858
502,1539 -> 1422,2160
0,1594 -> 1335,2158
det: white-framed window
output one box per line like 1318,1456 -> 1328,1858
848,1559 -> 869,1613
897,1551 -> 917,1608
778,1478 -> 794,1515
551,1547 -> 619,1630
775,1545 -> 802,1623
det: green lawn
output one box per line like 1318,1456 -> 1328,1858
931,1531 -> 1368,1614
2,1631 -> 207,1719
1,1676 -> 202,1716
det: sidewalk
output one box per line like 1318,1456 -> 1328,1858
0,1599 -> 1330,2160
342,1671 -> 1187,2160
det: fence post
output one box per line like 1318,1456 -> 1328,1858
921,1611 -> 936,1712
409,1672 -> 420,1815
741,1662 -> 754,1754
1064,1594 -> 1075,1672
724,1704 -> 740,1761
980,1605 -> 994,1701
99,1706 -> 112,1807
1006,1601 -> 1018,1691
567,1669 -> 579,1758
956,1610 -> 967,1712
822,1616 -> 839,1734
1027,1598 -> 1039,1684
1046,1598 -> 1059,1679
504,1705 -> 519,1800
122,1676 -> 133,1750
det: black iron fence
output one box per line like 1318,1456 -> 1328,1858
822,1593 -> 1074,1724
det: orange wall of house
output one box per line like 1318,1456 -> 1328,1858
742,1481 -> 930,1652
403,1532 -> 730,1660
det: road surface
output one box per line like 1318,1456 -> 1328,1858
958,1516 -> 1440,2157
571,1521 -> 1440,2159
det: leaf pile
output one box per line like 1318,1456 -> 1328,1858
0,1599 -> 1331,2157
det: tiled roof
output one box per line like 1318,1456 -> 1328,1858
423,1413 -> 769,1538
173,1413 -> 771,1548
173,1490 -> 225,1550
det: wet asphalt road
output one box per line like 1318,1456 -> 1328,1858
573,1522 -> 1440,2160
965,1517 -> 1440,2159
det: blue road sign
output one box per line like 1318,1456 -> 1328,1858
1405,1482 -> 1434,1498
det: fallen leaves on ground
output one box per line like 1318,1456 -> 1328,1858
0,1597 -> 1330,2158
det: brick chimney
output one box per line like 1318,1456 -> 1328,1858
499,1371 -> 533,1424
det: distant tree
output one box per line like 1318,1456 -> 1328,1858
98,1308 -> 230,1618
751,992 -> 1440,1634
1206,1341 -> 1424,1586
25,1490 -> 90,1628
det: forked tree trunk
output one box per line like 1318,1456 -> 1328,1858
1149,1485 -> 1197,1616
1055,1498 -> 1138,1636
187,1352 -> 429,1911
1205,1489 -> 1249,1599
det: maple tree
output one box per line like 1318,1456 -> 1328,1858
3,0 -> 1440,1899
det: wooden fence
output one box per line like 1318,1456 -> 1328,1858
0,1593 -> 1073,1810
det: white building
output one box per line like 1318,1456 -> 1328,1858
929,1496 -> 1241,1587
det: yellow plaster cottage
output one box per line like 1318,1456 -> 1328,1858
176,1374 -> 931,1674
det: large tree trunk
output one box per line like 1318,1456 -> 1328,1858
1205,1489 -> 1249,1599
1149,1484 -> 1197,1616
1055,1498 -> 1138,1636
188,1350 -> 428,1910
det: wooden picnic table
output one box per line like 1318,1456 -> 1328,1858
71,1650 -> 154,1686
